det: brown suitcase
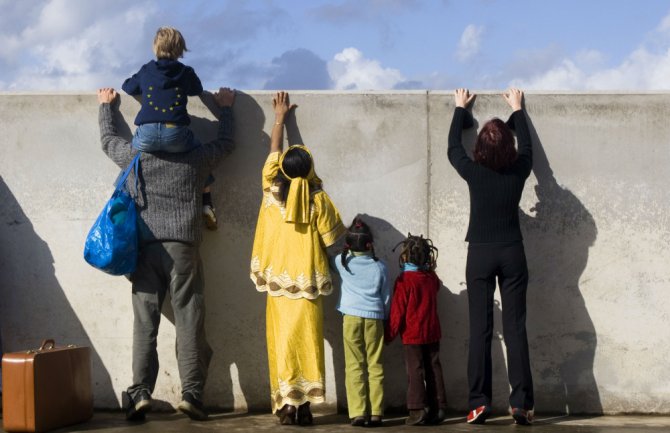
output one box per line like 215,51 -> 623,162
2,339 -> 93,432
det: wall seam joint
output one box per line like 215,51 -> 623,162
426,90 -> 431,237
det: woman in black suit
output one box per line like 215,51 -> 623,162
448,88 -> 534,426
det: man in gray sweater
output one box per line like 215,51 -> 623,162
97,87 -> 235,421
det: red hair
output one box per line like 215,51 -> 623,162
473,118 -> 517,171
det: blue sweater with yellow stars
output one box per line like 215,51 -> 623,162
122,59 -> 203,126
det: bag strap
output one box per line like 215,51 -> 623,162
114,153 -> 141,193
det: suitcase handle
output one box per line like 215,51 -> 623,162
26,340 -> 77,354
39,339 -> 56,350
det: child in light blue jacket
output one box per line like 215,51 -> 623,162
332,217 -> 389,427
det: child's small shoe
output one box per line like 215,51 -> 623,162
425,408 -> 446,425
350,416 -> 366,427
202,204 -> 218,231
367,415 -> 383,427
405,409 -> 426,426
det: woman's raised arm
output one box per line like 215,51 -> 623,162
270,91 -> 297,154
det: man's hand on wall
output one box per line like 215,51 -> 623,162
214,87 -> 235,107
97,88 -> 118,105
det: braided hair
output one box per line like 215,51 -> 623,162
340,217 -> 379,272
392,233 -> 438,271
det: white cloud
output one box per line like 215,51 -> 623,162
510,13 -> 670,90
456,24 -> 484,63
327,47 -> 406,90
0,0 -> 156,90
0,0 -> 297,91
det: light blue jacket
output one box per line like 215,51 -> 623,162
332,253 -> 390,320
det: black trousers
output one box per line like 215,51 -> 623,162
466,242 -> 534,410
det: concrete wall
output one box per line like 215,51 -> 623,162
0,91 -> 668,414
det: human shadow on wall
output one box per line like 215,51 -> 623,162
198,91 -> 272,411
519,117 -> 602,415
0,177 -> 116,407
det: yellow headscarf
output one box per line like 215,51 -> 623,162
279,145 -> 322,224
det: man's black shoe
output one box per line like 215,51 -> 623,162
123,390 -> 152,421
178,392 -> 208,420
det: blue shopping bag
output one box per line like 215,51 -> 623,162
84,153 -> 141,275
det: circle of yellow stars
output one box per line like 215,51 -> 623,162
146,86 -> 183,113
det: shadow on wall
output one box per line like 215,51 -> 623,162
0,176 -> 116,406
198,91 -> 273,411
520,117 -> 602,415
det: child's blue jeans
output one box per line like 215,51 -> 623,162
132,123 -> 198,153
133,123 -> 214,186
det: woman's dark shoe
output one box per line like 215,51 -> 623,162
405,409 -> 426,426
466,405 -> 491,424
511,407 -> 534,425
277,404 -> 297,425
297,402 -> 314,426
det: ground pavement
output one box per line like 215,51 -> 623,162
3,411 -> 669,433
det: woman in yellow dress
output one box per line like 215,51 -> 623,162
250,91 -> 346,425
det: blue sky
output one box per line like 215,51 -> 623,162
1,0 -> 670,90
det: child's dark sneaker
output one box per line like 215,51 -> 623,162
511,407 -> 534,425
405,409 -> 426,426
425,408 -> 446,425
367,415 -> 383,427
466,405 -> 491,424
123,390 -> 152,421
350,416 -> 366,426
203,205 -> 218,230
177,392 -> 208,420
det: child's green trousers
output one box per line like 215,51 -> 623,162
343,314 -> 385,418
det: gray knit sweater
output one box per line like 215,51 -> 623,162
99,103 -> 234,246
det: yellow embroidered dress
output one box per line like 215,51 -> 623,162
250,151 -> 345,412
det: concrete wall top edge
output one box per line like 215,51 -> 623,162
426,89 -> 670,95
0,90 -> 422,95
2,90 -> 670,96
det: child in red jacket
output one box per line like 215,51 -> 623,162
386,234 -> 446,426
